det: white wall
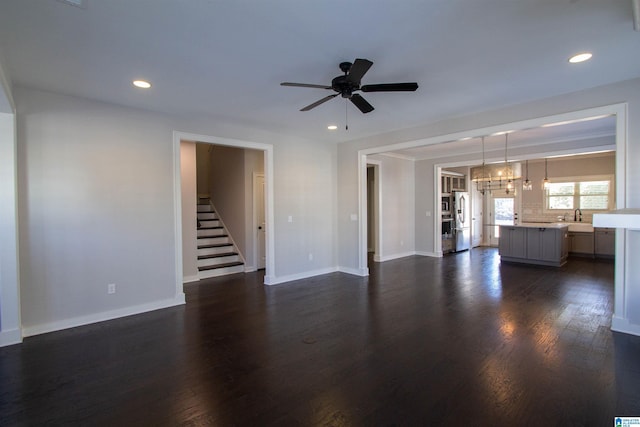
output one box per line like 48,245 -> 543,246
210,145 -> 247,258
0,112 -> 21,345
180,141 -> 198,281
338,77 -> 640,336
367,154 -> 415,261
14,86 -> 337,335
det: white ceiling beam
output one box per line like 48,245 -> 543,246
633,0 -> 640,31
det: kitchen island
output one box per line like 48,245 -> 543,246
499,223 -> 569,267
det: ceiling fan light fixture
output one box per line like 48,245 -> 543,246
568,52 -> 592,63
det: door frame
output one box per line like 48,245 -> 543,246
366,160 -> 383,262
253,172 -> 266,270
173,131 -> 275,286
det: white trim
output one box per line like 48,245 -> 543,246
415,250 -> 442,258
374,251 -> 416,262
0,328 -> 22,347
264,267 -> 338,286
244,266 -> 257,273
173,131 -> 275,286
172,132 -> 185,301
183,274 -> 200,283
22,296 -> 186,338
337,266 -> 369,276
611,315 -> 640,336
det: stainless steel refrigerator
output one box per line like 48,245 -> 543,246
453,191 -> 471,252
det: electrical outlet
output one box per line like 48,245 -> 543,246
107,283 -> 116,294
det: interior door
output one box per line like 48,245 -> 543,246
255,174 -> 266,269
488,190 -> 515,247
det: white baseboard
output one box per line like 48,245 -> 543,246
22,295 -> 186,338
611,315 -> 640,337
415,250 -> 442,258
0,328 -> 22,347
337,266 -> 369,276
183,274 -> 200,283
375,251 -> 416,262
244,265 -> 257,273
264,267 -> 338,286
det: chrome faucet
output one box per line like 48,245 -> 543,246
574,208 -> 582,222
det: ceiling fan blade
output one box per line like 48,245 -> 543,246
281,82 -> 332,89
361,82 -> 419,92
300,94 -> 338,111
347,58 -> 373,84
350,94 -> 374,114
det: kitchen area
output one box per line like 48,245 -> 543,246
441,150 -> 616,264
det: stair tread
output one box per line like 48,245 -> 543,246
198,234 -> 228,240
198,261 -> 244,271
198,226 -> 224,230
198,243 -> 233,249
198,252 -> 238,260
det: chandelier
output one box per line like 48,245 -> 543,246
470,133 -> 522,195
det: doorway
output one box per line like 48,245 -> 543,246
487,189 -> 517,247
367,161 -> 382,263
174,131 -> 275,286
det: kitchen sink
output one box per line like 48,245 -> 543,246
566,222 -> 594,233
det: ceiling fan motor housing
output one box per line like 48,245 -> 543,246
331,75 -> 358,98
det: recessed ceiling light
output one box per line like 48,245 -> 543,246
133,80 -> 152,89
327,125 -> 338,130
568,52 -> 592,63
458,137 -> 472,141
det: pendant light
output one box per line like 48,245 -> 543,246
523,160 -> 532,190
542,158 -> 550,190
504,133 -> 513,194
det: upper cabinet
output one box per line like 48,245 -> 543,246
442,172 -> 466,194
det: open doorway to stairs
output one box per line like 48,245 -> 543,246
173,131 -> 275,286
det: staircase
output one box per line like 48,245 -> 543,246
197,200 -> 245,279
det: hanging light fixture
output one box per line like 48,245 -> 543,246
471,133 -> 521,195
542,158 -> 550,190
523,160 -> 532,191
504,133 -> 514,195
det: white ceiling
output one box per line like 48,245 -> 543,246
0,0 -> 639,143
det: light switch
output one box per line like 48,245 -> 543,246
288,215 -> 293,223
350,214 -> 358,221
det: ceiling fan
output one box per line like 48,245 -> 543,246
281,58 -> 418,114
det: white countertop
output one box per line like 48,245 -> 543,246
513,222 -> 569,229
593,208 -> 640,230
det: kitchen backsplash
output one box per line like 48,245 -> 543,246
521,201 -> 594,223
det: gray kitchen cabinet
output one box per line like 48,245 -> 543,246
595,228 -> 615,257
499,226 -> 526,259
568,232 -> 594,256
499,224 -> 568,267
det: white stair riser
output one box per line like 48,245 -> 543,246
198,236 -> 230,246
197,255 -> 240,267
199,220 -> 220,228
197,228 -> 225,237
198,246 -> 234,256
199,264 -> 245,279
197,212 -> 218,220
197,204 -> 213,212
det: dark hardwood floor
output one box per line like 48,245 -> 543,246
1,248 -> 639,426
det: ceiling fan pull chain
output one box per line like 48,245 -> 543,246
345,99 -> 349,130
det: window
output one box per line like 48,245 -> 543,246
545,175 -> 613,212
